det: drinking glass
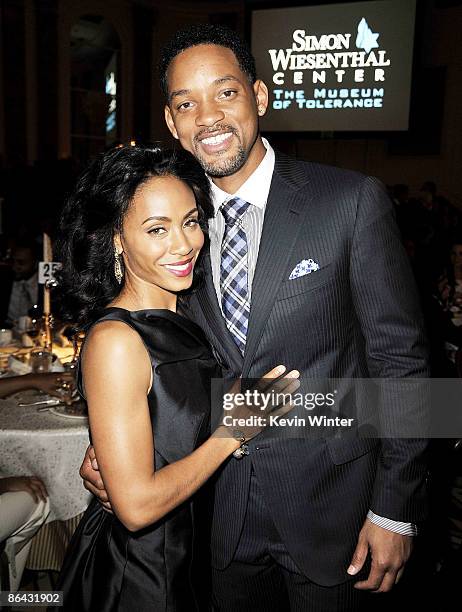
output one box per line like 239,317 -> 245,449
30,349 -> 53,373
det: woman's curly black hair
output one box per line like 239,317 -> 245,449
55,144 -> 213,329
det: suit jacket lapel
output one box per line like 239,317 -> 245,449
242,153 -> 310,376
195,250 -> 244,370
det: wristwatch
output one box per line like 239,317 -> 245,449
232,444 -> 249,459
232,430 -> 249,459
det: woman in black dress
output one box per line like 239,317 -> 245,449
54,145 -> 297,611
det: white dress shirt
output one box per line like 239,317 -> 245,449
7,272 -> 38,324
208,137 -> 275,307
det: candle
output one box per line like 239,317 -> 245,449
43,233 -> 52,262
43,233 -> 52,315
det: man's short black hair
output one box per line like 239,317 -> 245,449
159,24 -> 257,100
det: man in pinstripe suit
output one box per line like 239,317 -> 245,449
162,25 -> 428,611
82,25 -> 428,611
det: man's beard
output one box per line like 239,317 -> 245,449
193,126 -> 248,177
194,145 -> 247,178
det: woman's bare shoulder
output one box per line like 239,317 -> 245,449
82,319 -> 149,373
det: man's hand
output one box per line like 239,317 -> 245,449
79,445 -> 112,511
0,476 -> 48,503
347,519 -> 413,593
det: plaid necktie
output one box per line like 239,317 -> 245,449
220,197 -> 251,353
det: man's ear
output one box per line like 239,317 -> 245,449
164,105 -> 179,140
254,79 -> 269,117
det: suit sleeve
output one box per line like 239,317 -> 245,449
349,175 -> 429,524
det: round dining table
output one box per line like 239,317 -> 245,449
0,391 -> 91,570
0,395 -> 90,522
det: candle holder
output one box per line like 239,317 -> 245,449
72,330 -> 85,361
40,313 -> 53,351
41,277 -> 58,352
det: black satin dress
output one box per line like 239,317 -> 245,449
57,308 -> 220,612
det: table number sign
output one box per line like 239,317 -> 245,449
38,261 -> 62,285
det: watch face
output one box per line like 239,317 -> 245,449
232,444 -> 250,459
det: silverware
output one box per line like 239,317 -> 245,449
37,402 -> 82,413
37,405 -> 61,412
18,399 -> 60,407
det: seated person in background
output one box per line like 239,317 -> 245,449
0,373 -> 71,589
6,241 -> 40,326
0,250 -> 14,324
0,476 -> 49,591
435,241 -> 462,333
422,240 -> 462,375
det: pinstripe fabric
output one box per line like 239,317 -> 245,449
212,473 -> 370,612
188,152 -> 429,587
209,144 -> 417,537
367,510 -> 417,536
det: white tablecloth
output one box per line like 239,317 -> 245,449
0,394 -> 91,522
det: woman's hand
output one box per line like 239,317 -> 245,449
0,476 -> 48,503
79,445 -> 113,512
217,365 -> 300,443
0,372 -> 75,399
28,372 -> 75,398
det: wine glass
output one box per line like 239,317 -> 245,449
25,317 -> 41,347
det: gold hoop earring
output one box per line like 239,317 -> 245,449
114,248 -> 123,284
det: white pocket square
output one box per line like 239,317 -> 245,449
289,259 -> 320,280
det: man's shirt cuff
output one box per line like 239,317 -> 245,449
367,510 -> 417,536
